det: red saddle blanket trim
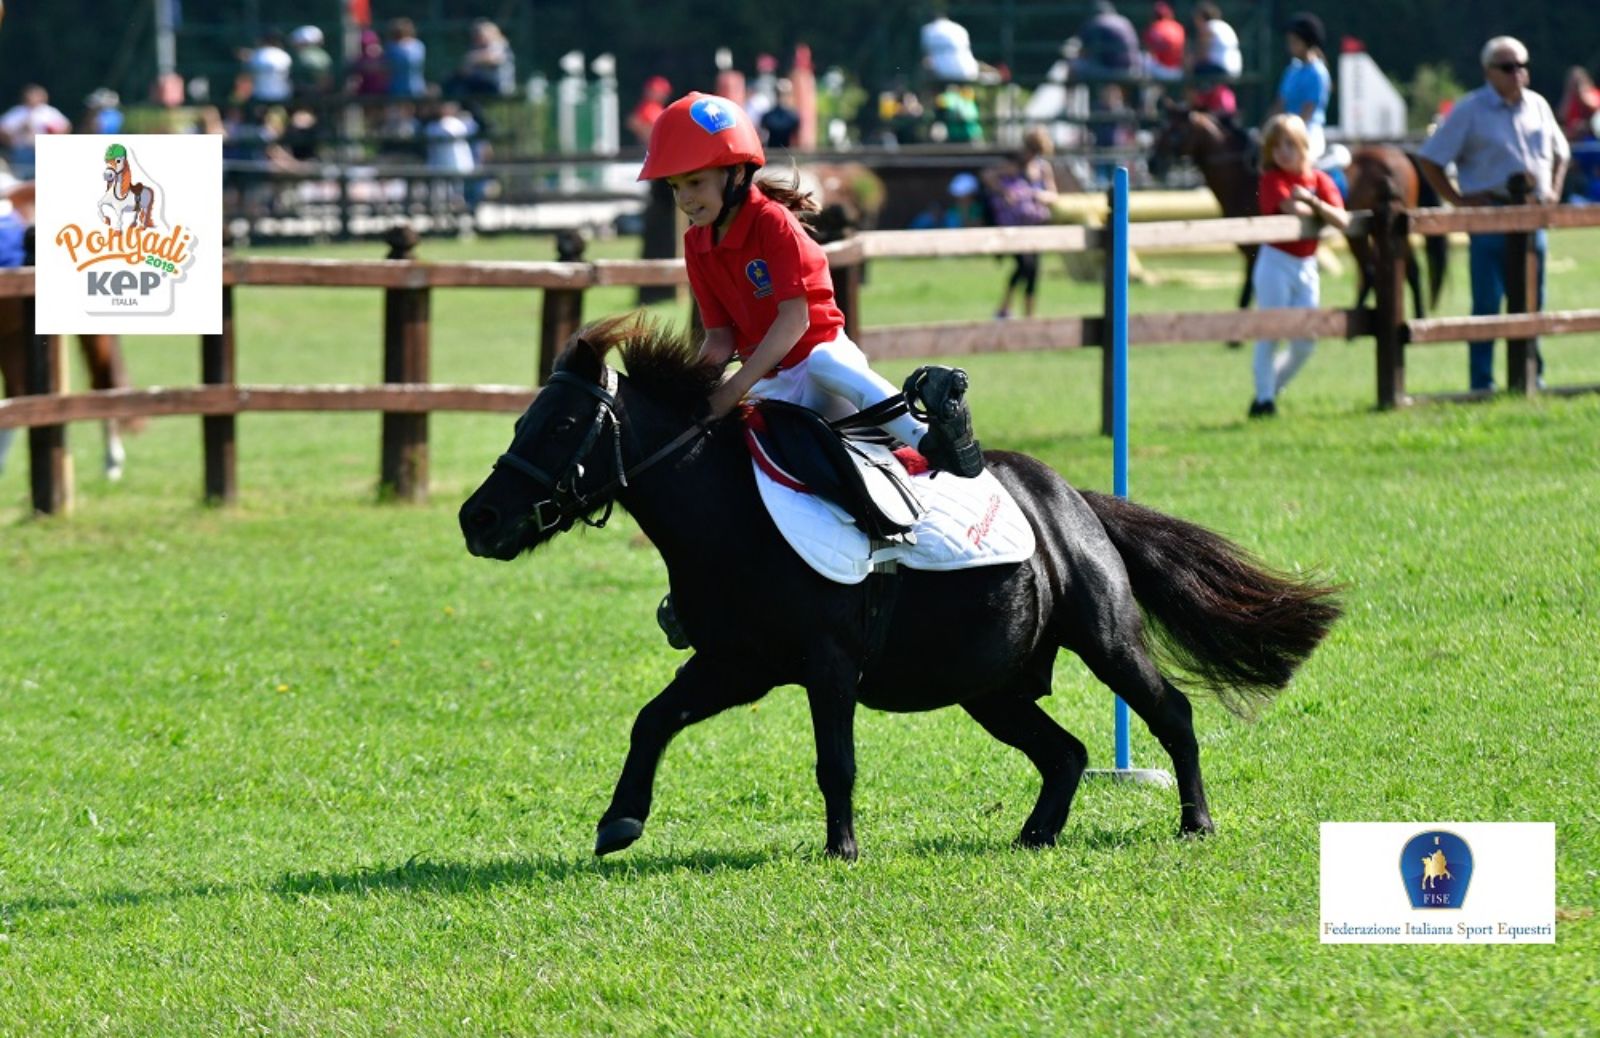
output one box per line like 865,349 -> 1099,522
742,406 -> 930,489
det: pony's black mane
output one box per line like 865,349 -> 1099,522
570,313 -> 724,415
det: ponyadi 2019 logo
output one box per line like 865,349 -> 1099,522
34,134 -> 222,335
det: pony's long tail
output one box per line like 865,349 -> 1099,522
1082,491 -> 1342,716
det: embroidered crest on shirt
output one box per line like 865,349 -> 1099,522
745,259 -> 773,298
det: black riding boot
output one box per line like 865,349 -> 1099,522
905,365 -> 984,478
656,593 -> 690,650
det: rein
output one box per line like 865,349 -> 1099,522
495,366 -> 708,536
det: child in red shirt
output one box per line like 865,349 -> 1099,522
638,92 -> 982,477
1248,112 -> 1348,417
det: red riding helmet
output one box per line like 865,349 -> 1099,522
637,92 -> 765,181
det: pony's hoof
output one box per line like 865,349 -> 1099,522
1180,818 -> 1215,839
594,817 -> 644,856
824,838 -> 858,862
1014,830 -> 1058,850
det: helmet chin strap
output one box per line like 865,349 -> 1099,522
716,164 -> 754,230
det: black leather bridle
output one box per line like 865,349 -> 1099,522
494,366 -> 707,536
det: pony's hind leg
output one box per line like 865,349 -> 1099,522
964,696 -> 1088,848
1059,595 -> 1213,836
962,654 -> 1088,848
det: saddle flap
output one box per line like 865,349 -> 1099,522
744,401 -> 924,539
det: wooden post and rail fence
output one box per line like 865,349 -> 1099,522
5,199 -> 1600,517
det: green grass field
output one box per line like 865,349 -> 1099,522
2,229 -> 1598,1035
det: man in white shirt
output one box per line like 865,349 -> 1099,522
921,12 -> 999,85
1418,36 -> 1569,390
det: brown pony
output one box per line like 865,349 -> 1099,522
0,299 -> 134,480
1149,105 -> 1446,321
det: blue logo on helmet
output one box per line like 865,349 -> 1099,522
689,97 -> 738,134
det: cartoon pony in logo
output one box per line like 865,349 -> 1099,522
98,143 -> 156,230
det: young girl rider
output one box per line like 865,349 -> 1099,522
1247,112 -> 1348,418
638,92 -> 983,478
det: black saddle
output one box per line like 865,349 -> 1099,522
745,400 -> 924,541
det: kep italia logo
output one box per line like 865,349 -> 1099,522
35,134 -> 221,335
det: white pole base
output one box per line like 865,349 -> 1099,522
1084,767 -> 1175,787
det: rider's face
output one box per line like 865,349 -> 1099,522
666,167 -> 731,228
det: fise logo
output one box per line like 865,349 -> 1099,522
34,134 -> 222,334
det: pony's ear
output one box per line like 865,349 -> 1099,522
557,334 -> 605,381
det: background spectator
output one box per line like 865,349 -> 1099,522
448,19 -> 516,98
81,88 -> 123,134
1271,12 -> 1331,162
288,26 -> 334,98
236,31 -> 293,104
1557,66 -> 1600,142
745,53 -> 780,127
761,79 -> 801,149
1143,2 -> 1186,83
933,83 -> 983,143
384,18 -> 428,99
348,29 -> 390,97
921,9 -> 981,84
1417,35 -> 1569,391
1191,2 -> 1243,79
627,75 -> 671,145
986,125 -> 1058,319
1065,1 -> 1140,83
0,84 -> 70,179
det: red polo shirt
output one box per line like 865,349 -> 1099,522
684,184 -> 845,369
1259,167 -> 1342,257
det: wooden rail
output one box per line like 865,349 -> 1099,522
6,200 -> 1600,516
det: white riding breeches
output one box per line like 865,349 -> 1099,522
747,332 -> 928,447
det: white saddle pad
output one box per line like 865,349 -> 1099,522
752,457 -> 1037,585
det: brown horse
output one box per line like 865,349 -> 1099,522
0,300 -> 134,480
1149,105 -> 1445,322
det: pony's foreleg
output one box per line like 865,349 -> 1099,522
1405,248 -> 1426,320
594,653 -> 772,856
1230,246 -> 1257,348
962,656 -> 1088,848
803,643 -> 861,860
103,421 -> 125,481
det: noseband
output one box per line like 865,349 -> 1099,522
494,366 -> 708,536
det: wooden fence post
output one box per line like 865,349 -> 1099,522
1372,186 -> 1410,409
539,287 -> 583,386
201,283 -> 237,505
1503,174 -> 1540,396
380,228 -> 431,502
21,228 -> 70,516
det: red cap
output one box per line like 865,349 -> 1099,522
643,75 -> 671,97
637,92 -> 765,181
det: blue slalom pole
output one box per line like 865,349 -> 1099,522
1111,166 -> 1132,772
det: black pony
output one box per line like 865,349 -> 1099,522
459,316 -> 1341,860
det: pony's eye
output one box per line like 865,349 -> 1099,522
552,417 -> 577,435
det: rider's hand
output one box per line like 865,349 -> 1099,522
707,381 -> 745,419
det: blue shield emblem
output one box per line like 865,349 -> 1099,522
689,98 -> 739,135
1399,830 -> 1473,909
745,259 -> 773,298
